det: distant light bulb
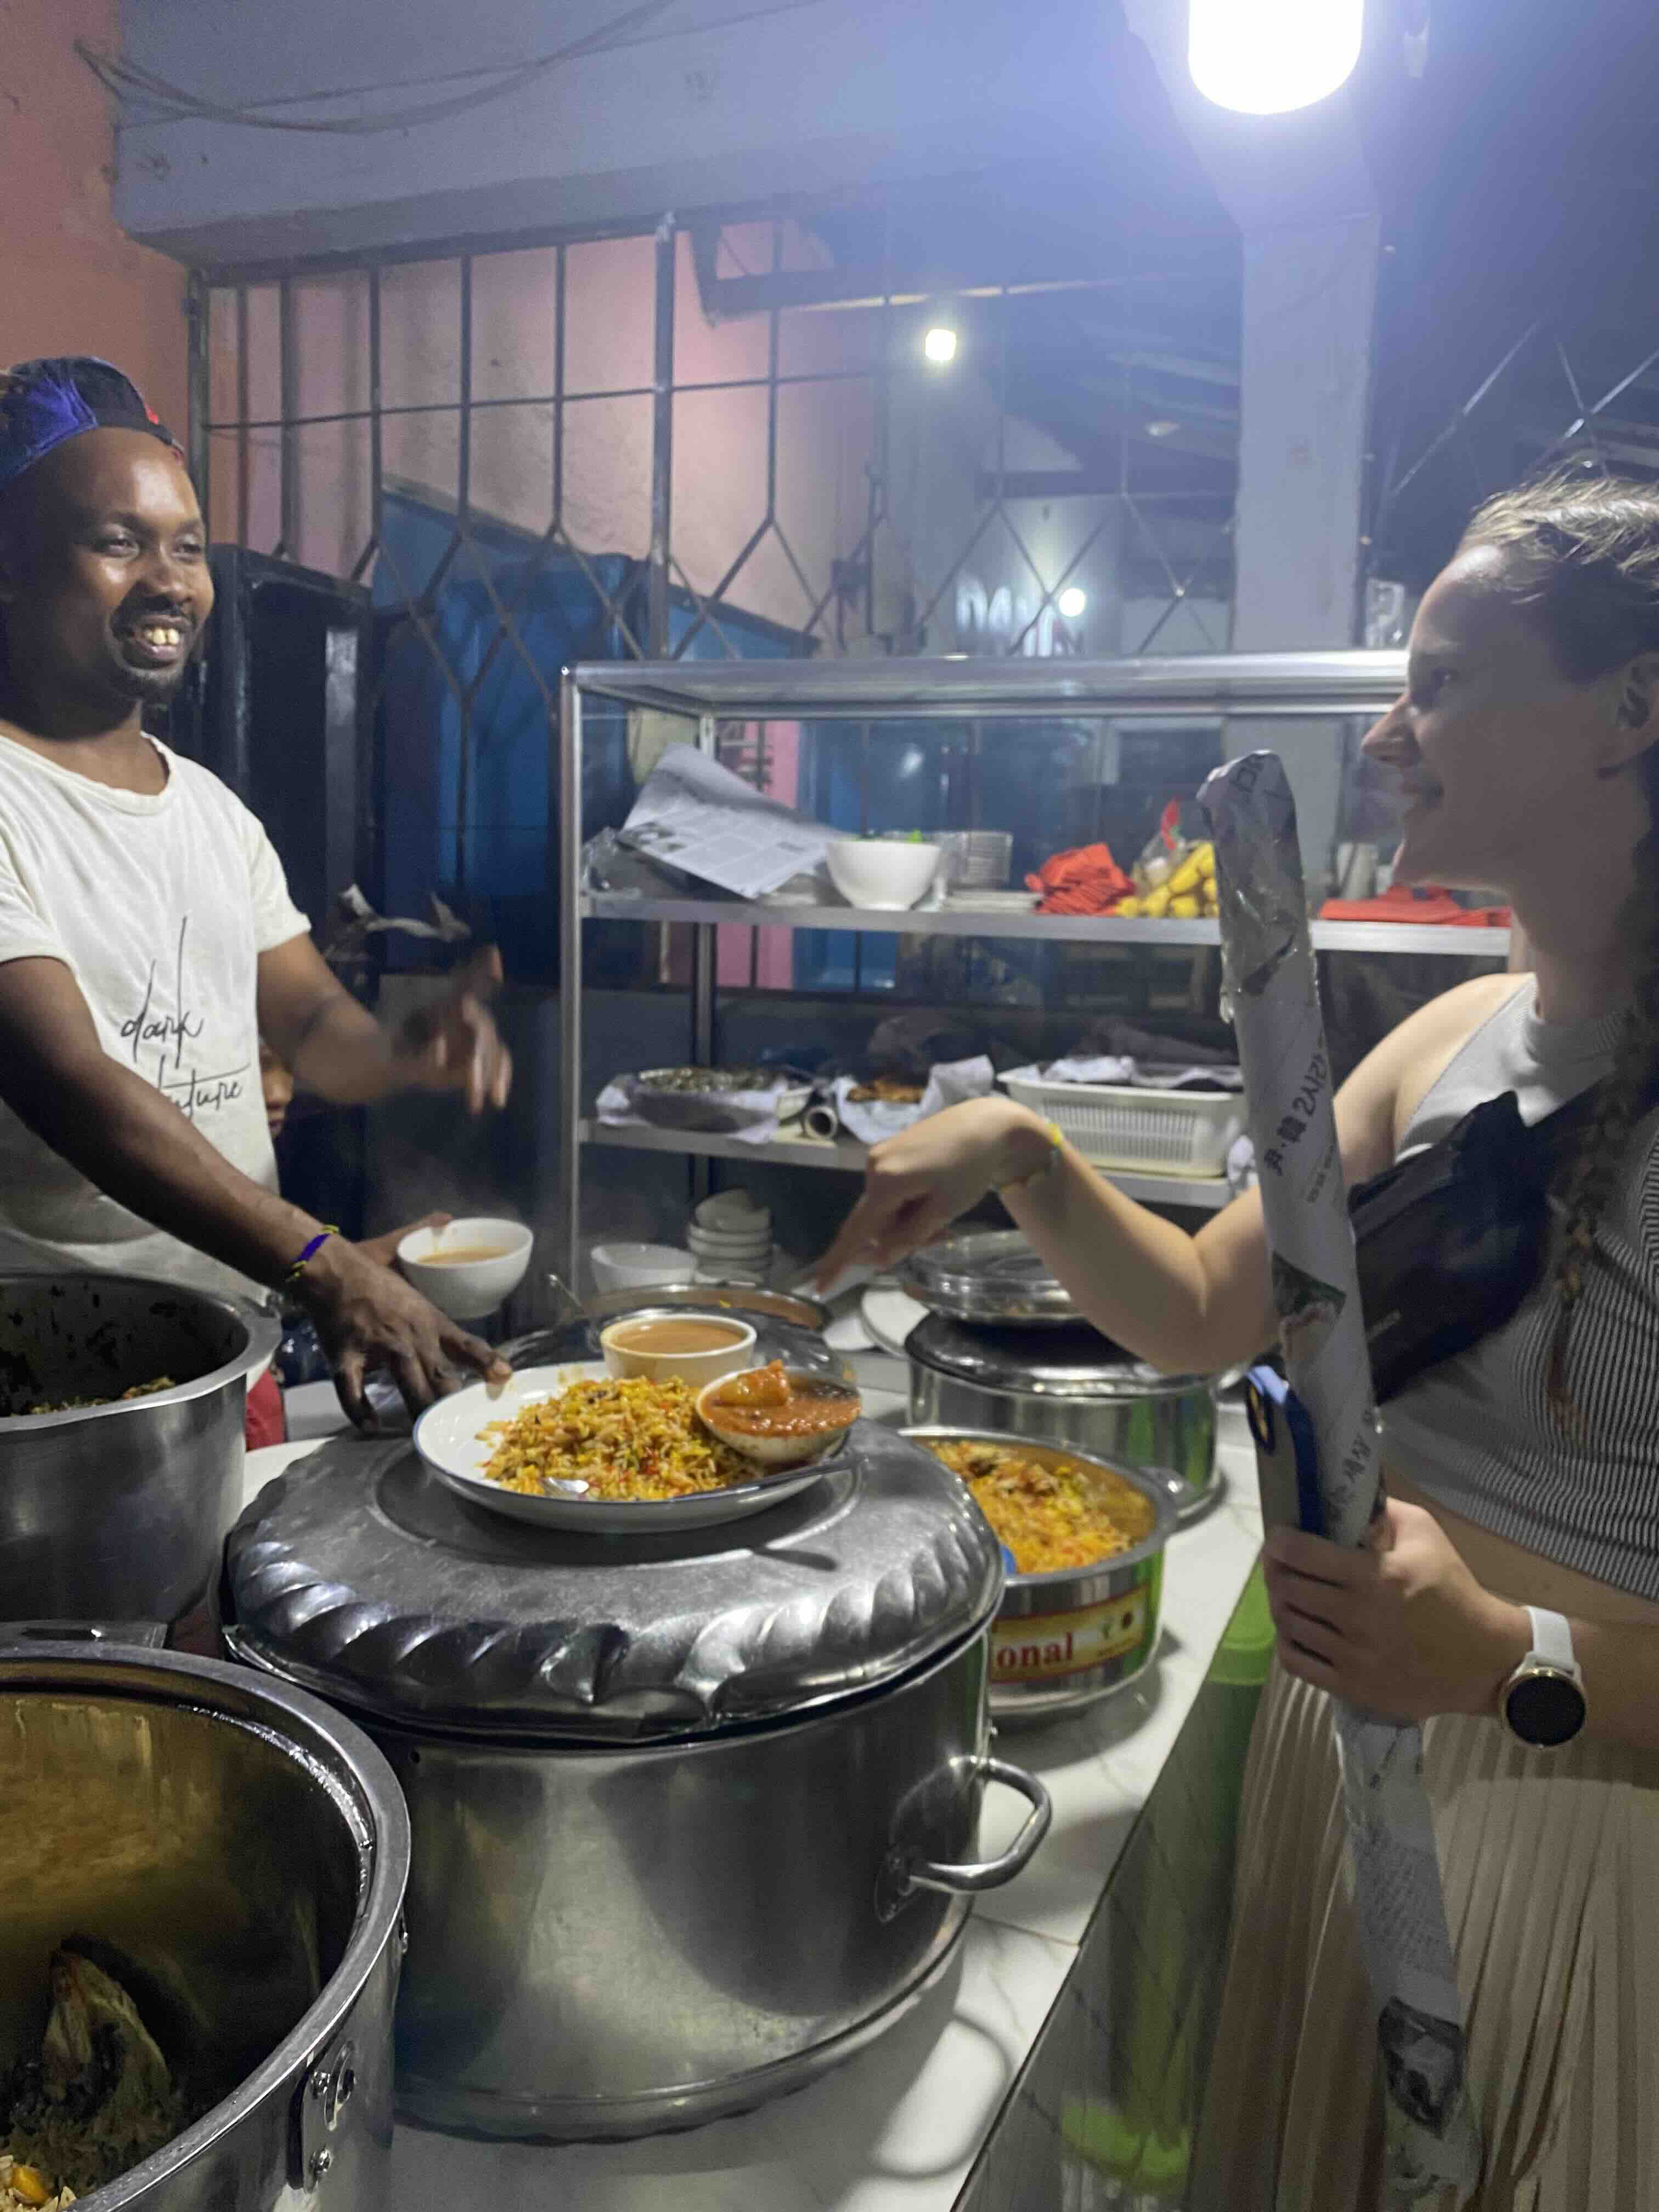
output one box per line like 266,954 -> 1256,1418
1057,588 -> 1088,620
923,326 -> 959,365
1145,419 -> 1180,439
1188,0 -> 1362,115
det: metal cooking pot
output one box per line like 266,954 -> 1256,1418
222,1426 -> 1051,2140
0,1642 -> 409,2211
903,1429 -> 1178,1722
906,1313 -> 1223,1522
373,1644 -> 1046,2137
0,1274 -> 280,1627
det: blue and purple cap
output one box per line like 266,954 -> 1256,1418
0,356 -> 180,494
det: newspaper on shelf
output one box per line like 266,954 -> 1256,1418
617,746 -> 833,901
1199,751 -> 1482,2202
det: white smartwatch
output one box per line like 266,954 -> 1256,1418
1499,1606 -> 1587,1749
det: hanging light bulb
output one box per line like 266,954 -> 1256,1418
1057,587 -> 1088,620
1188,0 -> 1363,115
923,326 -> 960,366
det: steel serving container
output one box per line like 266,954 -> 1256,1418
902,1427 -> 1178,1720
0,1273 -> 280,1628
0,1641 -> 409,2211
900,1230 -> 1081,1328
906,1310 -> 1223,1522
221,1423 -> 1050,2141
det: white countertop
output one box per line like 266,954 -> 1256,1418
245,1363 -> 1263,2212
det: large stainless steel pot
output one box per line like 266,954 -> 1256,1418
373,1642 -> 1046,2137
0,1274 -> 280,1626
907,1313 -> 1223,1521
222,1426 -> 1051,2140
904,1429 -> 1178,1723
0,1643 -> 409,2211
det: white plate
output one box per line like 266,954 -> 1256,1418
860,1287 -> 930,1358
941,890 -> 1039,914
411,1363 -> 834,1531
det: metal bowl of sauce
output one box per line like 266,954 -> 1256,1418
696,1363 -> 863,1468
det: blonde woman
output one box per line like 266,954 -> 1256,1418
817,472 -> 1659,2207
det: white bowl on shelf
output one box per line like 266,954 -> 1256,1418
825,838 -> 940,912
397,1217 -> 533,1321
687,1222 -> 774,1259
589,1241 -> 695,1293
695,1192 -> 770,1233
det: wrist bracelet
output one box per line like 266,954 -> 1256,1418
995,1121 -> 1064,1195
283,1225 -> 340,1286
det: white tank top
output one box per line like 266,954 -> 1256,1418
1379,979 -> 1659,1600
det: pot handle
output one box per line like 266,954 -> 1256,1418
895,1756 -> 1052,1900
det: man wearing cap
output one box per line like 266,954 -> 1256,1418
0,355 -> 514,1422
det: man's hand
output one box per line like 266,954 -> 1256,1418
391,948 -> 512,1115
294,1234 -> 510,1426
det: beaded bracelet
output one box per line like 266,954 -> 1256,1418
994,1120 -> 1064,1195
283,1225 -> 340,1286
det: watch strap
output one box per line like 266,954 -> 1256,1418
1524,1605 -> 1579,1678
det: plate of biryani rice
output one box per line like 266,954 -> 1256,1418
412,1363 -> 843,1529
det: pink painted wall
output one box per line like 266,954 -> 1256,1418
0,0 -> 187,429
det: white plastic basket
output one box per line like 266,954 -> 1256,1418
1001,1071 -> 1243,1179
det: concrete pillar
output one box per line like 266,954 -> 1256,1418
1230,211 -> 1380,891
1122,1 -> 1380,888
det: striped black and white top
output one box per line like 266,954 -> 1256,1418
1380,979 -> 1659,1601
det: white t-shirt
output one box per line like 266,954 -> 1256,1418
0,729 -> 309,1302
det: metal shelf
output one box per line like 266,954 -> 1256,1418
568,647 -> 1409,721
558,650 -> 1482,1281
583,894 -> 1510,958
581,1120 -> 1234,1210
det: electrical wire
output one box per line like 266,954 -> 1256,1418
76,0 -> 676,136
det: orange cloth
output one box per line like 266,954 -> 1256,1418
1025,842 -> 1133,915
245,1366 -> 287,1449
1317,883 -> 1511,928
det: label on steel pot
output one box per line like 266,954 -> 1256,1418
992,1590 -> 1149,1682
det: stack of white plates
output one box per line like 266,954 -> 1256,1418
686,1192 -> 773,1284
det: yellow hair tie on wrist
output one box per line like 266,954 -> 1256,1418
995,1121 -> 1064,1194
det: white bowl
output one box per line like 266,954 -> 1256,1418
687,1223 -> 774,1257
695,1366 -> 862,1468
599,1313 -> 757,1386
695,1193 -> 770,1232
397,1216 -> 533,1321
825,838 -> 940,912
590,1242 -> 693,1293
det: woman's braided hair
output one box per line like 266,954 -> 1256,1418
1457,470 -> 1659,1419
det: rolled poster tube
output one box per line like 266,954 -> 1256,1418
1200,751 -> 1481,2199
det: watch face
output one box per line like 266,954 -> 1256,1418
1505,1668 -> 1586,1748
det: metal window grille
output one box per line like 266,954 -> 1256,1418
189,202 -> 1241,983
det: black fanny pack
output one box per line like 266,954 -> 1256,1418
1349,1084 -> 1606,1405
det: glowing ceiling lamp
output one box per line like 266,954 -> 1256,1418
1188,0 -> 1363,115
923,325 -> 959,365
1057,587 -> 1088,620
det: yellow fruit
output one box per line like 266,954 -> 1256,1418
1168,856 -> 1204,896
1198,844 -> 1216,878
1142,884 -> 1173,918
1169,894 -> 1200,919
1114,896 -> 1143,918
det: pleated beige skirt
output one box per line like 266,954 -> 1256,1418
1190,1662 -> 1659,2210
